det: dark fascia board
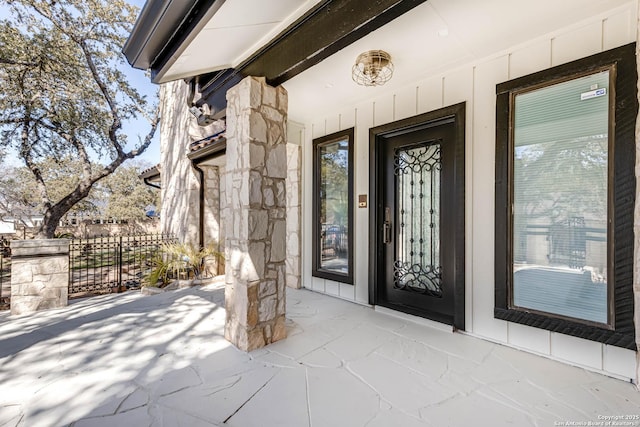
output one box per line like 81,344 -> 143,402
123,0 -> 225,76
187,137 -> 227,163
151,0 -> 227,83
124,0 -> 201,70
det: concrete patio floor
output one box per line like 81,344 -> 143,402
0,283 -> 638,427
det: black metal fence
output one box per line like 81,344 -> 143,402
69,233 -> 175,298
0,245 -> 10,310
518,220 -> 606,269
321,224 -> 348,256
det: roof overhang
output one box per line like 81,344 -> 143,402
123,0 -> 221,73
124,0 -> 429,85
187,136 -> 227,163
139,164 -> 161,180
139,165 -> 161,189
125,0 -> 633,126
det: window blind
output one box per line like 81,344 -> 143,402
512,71 -> 609,324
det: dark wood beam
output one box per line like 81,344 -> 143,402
195,0 -> 428,108
237,0 -> 428,87
197,69 -> 243,117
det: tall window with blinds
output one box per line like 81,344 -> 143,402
512,71 -> 609,325
494,43 -> 636,349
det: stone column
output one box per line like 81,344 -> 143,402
201,164 -> 223,276
224,76 -> 287,351
10,239 -> 69,316
286,127 -> 303,289
219,165 -> 228,275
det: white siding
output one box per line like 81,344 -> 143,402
471,56 -> 507,342
417,76 -> 444,115
354,102 -> 374,304
296,4 -> 637,380
508,322 -> 551,355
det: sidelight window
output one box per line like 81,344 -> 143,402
312,128 -> 354,284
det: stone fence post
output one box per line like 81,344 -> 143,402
10,239 -> 70,316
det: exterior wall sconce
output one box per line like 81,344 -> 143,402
352,50 -> 394,86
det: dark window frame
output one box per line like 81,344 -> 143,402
495,43 -> 637,350
312,128 -> 355,285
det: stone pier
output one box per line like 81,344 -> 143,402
224,76 -> 288,351
10,239 -> 69,316
201,164 -> 224,276
285,123 -> 303,290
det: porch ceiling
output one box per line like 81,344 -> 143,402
156,0 -> 324,82
281,0 -> 632,122
129,0 -> 632,116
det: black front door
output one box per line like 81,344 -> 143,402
370,103 -> 465,329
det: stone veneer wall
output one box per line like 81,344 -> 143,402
202,164 -> 224,275
286,124 -> 303,289
159,80 -> 199,244
10,239 -> 69,315
158,80 -> 226,248
219,165 -> 228,274
224,76 -> 288,351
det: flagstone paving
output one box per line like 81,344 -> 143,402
0,283 -> 638,427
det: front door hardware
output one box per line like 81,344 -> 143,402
383,207 -> 392,244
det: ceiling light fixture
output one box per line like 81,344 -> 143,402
352,50 -> 394,87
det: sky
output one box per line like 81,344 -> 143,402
0,0 -> 161,169
122,0 -> 161,167
121,66 -> 161,168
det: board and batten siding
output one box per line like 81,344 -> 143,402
299,3 -> 638,380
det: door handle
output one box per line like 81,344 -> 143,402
383,207 -> 392,244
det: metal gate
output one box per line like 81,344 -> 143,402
69,234 -> 174,298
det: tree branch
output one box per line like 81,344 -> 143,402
18,109 -> 50,212
77,39 -> 123,155
128,109 -> 160,158
35,117 -> 91,173
0,58 -> 39,67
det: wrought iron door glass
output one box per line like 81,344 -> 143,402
393,141 -> 442,297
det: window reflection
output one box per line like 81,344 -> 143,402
319,139 -> 349,273
313,128 -> 353,284
512,71 -> 609,324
